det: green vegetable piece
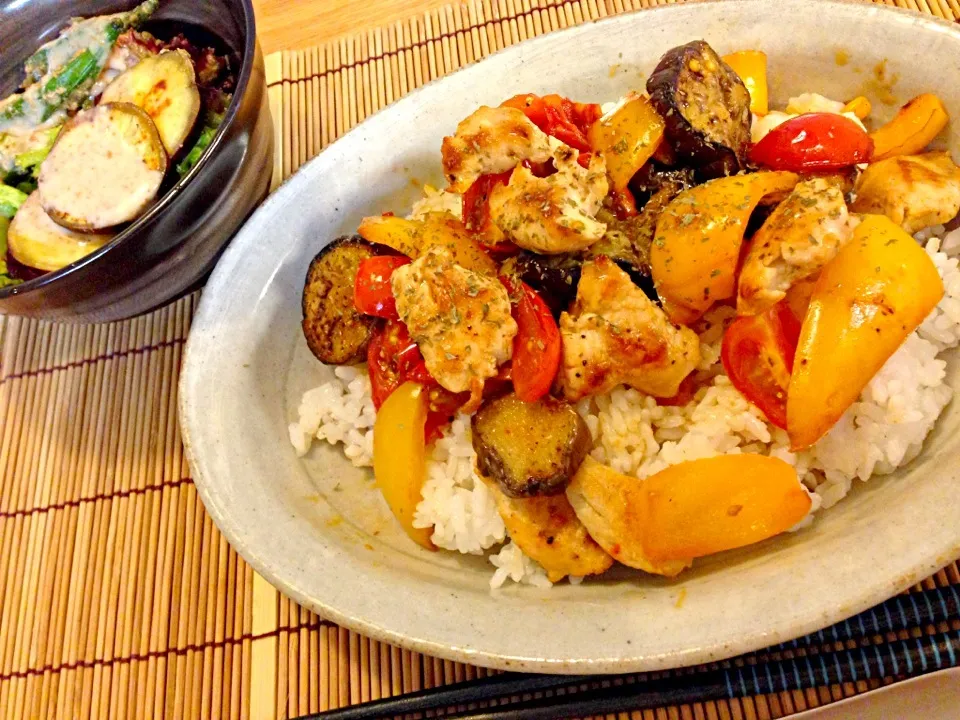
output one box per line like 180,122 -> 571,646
0,184 -> 28,220
176,109 -> 228,178
13,127 -> 61,175
22,0 -> 160,87
1,0 -> 160,130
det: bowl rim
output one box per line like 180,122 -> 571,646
180,0 -> 960,674
0,0 -> 259,301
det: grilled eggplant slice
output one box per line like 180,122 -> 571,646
302,236 -> 379,365
100,50 -> 201,156
629,162 -> 697,205
646,40 -> 751,178
8,191 -> 113,272
38,102 -> 167,231
472,393 -> 591,498
509,252 -> 583,315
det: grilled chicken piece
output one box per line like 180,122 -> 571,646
738,177 -> 855,316
566,457 -> 691,577
483,476 -> 613,582
851,151 -> 960,235
558,257 -> 699,401
392,245 -> 517,412
441,106 -> 554,192
489,144 -> 609,254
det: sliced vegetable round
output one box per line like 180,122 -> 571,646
646,40 -> 752,178
302,236 -> 380,365
721,301 -> 801,429
749,113 -> 873,171
38,102 -> 166,231
7,191 -> 113,272
472,393 -> 591,498
100,49 -> 201,156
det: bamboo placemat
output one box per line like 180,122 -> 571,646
1,0 -> 960,718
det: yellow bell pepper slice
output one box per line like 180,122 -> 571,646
651,171 -> 799,324
372,382 -> 436,550
588,94 -> 665,191
870,93 -> 949,161
722,50 -> 769,115
787,215 -> 944,450
842,96 -> 872,120
567,456 -> 810,570
357,211 -> 498,276
641,455 -> 811,562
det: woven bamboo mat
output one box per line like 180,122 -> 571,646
2,0 -> 960,718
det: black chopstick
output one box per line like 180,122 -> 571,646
292,673 -> 594,720
443,629 -> 960,720
296,583 -> 960,720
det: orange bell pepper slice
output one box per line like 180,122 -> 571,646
722,50 -> 769,115
651,171 -> 799,324
372,381 -> 436,550
357,212 -> 498,276
641,455 -> 811,562
568,455 -> 810,569
588,94 -> 665,191
787,214 -> 944,450
870,93 -> 949,161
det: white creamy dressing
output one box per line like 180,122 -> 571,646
38,108 -> 164,229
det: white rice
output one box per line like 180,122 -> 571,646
290,230 -> 960,589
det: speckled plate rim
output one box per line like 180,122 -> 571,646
181,0 -> 960,674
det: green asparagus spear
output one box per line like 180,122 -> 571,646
1,0 -> 159,131
22,0 -> 160,87
175,108 -> 228,178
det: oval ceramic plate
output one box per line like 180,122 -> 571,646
180,0 -> 960,673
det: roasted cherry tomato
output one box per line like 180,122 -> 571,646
367,320 -> 465,441
501,93 -> 601,153
750,113 -> 873,171
720,302 -> 801,429
463,171 -> 511,234
501,276 -> 562,402
367,320 -> 423,409
354,255 -> 411,319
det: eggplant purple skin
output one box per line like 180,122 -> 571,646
645,40 -> 752,179
471,393 -> 592,498
301,234 -> 380,365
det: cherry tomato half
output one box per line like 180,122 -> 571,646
367,320 -> 466,442
720,302 -> 801,429
463,170 -> 512,233
750,113 -> 873,171
354,255 -> 411,319
500,276 -> 562,402
501,93 -> 601,153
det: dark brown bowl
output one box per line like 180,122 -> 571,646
0,0 -> 273,322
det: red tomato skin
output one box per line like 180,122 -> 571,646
462,171 -> 512,233
501,276 -> 562,402
720,302 -> 800,429
500,93 -> 600,153
750,113 -> 874,171
367,320 -> 465,440
354,256 -> 411,319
